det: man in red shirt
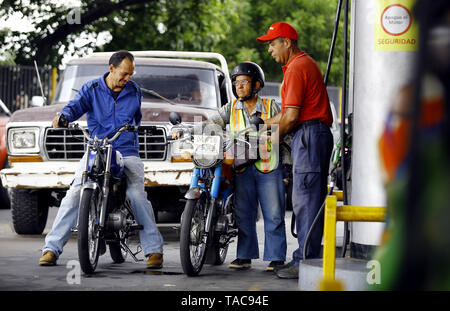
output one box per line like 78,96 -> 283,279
257,22 -> 334,279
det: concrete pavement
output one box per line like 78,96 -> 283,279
0,207 -> 301,291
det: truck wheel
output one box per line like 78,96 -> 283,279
10,189 -> 49,235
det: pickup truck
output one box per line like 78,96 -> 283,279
0,51 -> 233,234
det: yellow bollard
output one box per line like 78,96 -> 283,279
326,187 -> 343,202
322,195 -> 337,282
319,277 -> 344,291
320,193 -> 386,291
336,205 -> 386,222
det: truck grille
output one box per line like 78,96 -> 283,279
44,126 -> 167,161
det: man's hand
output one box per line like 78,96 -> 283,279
52,115 -> 60,128
52,113 -> 69,128
263,113 -> 282,131
269,126 -> 280,147
258,123 -> 269,134
171,128 -> 183,139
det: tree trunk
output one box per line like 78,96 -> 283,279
34,0 -> 153,66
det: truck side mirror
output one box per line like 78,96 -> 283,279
31,96 -> 45,107
169,112 -> 182,125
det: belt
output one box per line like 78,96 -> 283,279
299,118 -> 321,128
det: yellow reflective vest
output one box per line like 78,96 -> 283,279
229,98 -> 278,173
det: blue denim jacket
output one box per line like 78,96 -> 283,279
61,73 -> 142,157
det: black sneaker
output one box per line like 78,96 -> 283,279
266,260 -> 285,272
229,258 -> 251,269
276,264 -> 299,279
273,263 -> 291,273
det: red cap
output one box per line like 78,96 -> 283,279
257,22 -> 299,43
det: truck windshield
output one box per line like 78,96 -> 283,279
52,64 -> 218,108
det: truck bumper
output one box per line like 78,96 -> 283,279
0,161 -> 194,189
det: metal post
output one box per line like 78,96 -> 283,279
339,0 -> 350,258
324,0 -> 343,86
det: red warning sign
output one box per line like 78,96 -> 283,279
381,4 -> 412,36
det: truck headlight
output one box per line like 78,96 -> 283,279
8,127 -> 40,153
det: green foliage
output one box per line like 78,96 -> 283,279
0,51 -> 16,66
0,28 -> 16,65
0,0 -> 155,66
0,0 -> 347,85
99,0 -> 235,53
216,0 -> 347,85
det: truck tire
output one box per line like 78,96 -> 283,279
10,189 -> 49,235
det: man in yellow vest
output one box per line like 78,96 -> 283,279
173,62 -> 288,271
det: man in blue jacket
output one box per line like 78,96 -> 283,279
39,50 -> 164,268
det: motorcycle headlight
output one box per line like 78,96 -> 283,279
192,135 -> 222,168
8,127 -> 40,154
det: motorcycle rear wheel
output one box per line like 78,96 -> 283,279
109,200 -> 133,263
109,241 -> 127,263
78,188 -> 101,274
210,234 -> 229,265
109,228 -> 129,264
180,197 -> 208,276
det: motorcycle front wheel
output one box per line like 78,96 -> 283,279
180,196 -> 208,276
78,188 -> 101,274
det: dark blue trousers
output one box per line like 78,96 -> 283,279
290,122 -> 333,265
234,164 -> 287,261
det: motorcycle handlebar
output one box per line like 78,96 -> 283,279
68,123 -> 137,144
68,123 -> 94,142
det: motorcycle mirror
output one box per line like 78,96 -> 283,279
249,116 -> 264,127
169,112 -> 182,125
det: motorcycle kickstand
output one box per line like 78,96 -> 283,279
121,242 -> 143,262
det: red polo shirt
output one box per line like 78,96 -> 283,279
281,52 -> 333,127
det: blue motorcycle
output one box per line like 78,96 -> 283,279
169,112 -> 263,276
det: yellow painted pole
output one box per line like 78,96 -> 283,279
322,195 -> 337,280
320,201 -> 386,290
333,190 -> 343,202
326,187 -> 343,201
320,195 -> 344,291
50,67 -> 58,101
336,205 -> 387,222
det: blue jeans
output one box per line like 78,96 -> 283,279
43,156 -> 164,258
290,122 -> 333,266
234,164 -> 287,261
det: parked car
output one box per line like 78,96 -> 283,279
0,98 -> 11,209
0,51 -> 233,234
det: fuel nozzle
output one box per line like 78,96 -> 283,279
331,139 -> 342,167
